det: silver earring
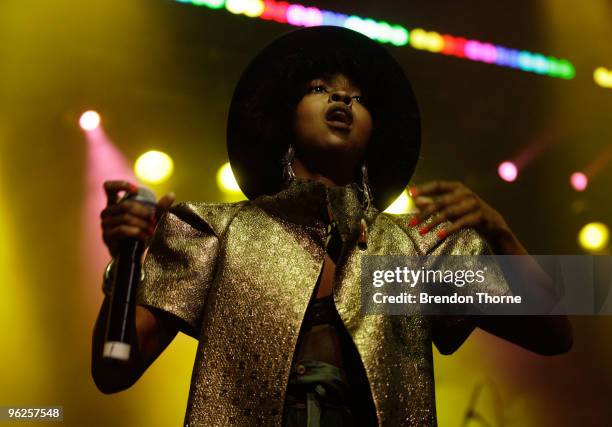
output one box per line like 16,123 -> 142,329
281,144 -> 296,183
361,163 -> 374,212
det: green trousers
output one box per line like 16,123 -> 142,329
282,360 -> 356,427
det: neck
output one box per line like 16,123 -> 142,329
292,156 -> 357,188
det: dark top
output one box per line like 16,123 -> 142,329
292,218 -> 378,424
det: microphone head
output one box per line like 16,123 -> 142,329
125,186 -> 157,206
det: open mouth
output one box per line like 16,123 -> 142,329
325,107 -> 353,130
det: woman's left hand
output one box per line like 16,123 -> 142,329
409,181 -> 572,355
408,180 -> 512,247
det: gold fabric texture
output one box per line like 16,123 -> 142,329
136,177 -> 509,426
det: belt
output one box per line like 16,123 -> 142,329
284,360 -> 354,427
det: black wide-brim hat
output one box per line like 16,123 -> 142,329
227,25 -> 420,211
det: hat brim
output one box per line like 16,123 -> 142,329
227,25 -> 421,211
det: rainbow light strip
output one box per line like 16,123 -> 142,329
594,67 -> 612,89
174,0 -> 576,80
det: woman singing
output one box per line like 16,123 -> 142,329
92,26 -> 572,426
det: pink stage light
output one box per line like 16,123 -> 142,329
570,172 -> 588,191
286,5 -> 322,27
79,110 -> 101,131
82,125 -> 137,304
465,40 -> 498,64
498,161 -> 518,182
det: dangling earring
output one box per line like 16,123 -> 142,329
281,144 -> 296,183
358,163 -> 373,249
357,163 -> 374,249
360,163 -> 374,212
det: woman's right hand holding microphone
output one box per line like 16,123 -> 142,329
100,180 -> 175,258
92,181 -> 179,392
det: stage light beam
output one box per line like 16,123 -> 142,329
498,161 -> 518,182
578,222 -> 609,252
79,110 -> 101,131
173,0 -> 576,79
570,172 -> 588,191
594,67 -> 612,88
134,150 -> 175,184
216,162 -> 242,193
384,190 -> 415,214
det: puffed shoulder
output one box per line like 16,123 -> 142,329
139,200 -> 249,337
380,212 -> 491,256
166,200 -> 249,238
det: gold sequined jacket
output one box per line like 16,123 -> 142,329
136,177 -> 508,426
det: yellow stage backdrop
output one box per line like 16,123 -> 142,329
1,1 -> 611,426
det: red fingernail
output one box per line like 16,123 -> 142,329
437,229 -> 447,240
418,226 -> 429,235
129,184 -> 138,193
408,217 -> 419,227
408,186 -> 418,197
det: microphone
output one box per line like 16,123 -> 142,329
103,186 -> 156,362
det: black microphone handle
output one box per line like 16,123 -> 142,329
103,238 -> 146,361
